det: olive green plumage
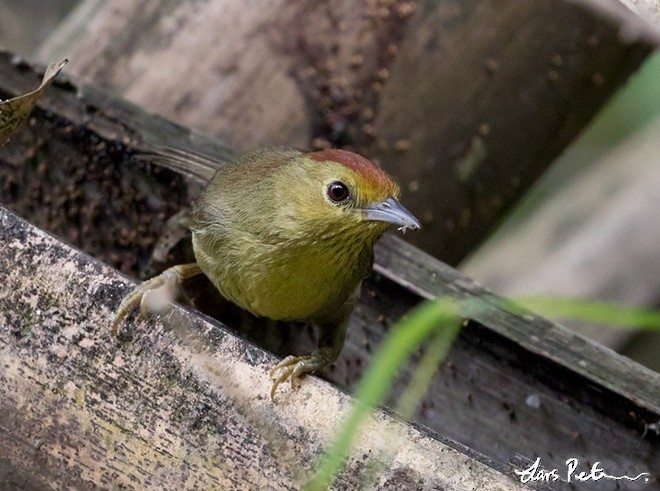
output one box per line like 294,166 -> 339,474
190,147 -> 399,327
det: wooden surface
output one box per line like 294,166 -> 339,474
0,206 -> 526,491
36,0 -> 658,263
463,110 -> 660,350
1,54 -> 659,489
0,0 -> 78,55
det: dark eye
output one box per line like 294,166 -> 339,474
327,181 -> 350,202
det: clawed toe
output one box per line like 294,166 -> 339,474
111,277 -> 165,336
268,355 -> 315,400
111,263 -> 202,336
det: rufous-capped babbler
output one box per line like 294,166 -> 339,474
113,147 -> 420,399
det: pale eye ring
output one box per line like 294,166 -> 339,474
327,181 -> 350,202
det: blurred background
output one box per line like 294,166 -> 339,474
1,0 -> 658,370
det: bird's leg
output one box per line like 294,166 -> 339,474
112,263 -> 203,336
269,318 -> 349,400
141,208 -> 192,277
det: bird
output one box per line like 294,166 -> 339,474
112,147 -> 420,399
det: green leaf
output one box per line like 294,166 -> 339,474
306,298 -> 462,490
511,296 -> 660,330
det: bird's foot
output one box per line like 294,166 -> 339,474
111,263 -> 202,336
268,348 -> 335,400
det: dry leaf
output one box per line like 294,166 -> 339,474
0,58 -> 68,146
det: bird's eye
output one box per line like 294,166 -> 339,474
327,181 -> 350,203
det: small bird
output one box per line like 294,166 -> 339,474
113,147 -> 420,399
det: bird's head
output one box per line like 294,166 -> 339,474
275,148 -> 420,242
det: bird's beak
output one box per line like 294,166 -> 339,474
363,197 -> 421,232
